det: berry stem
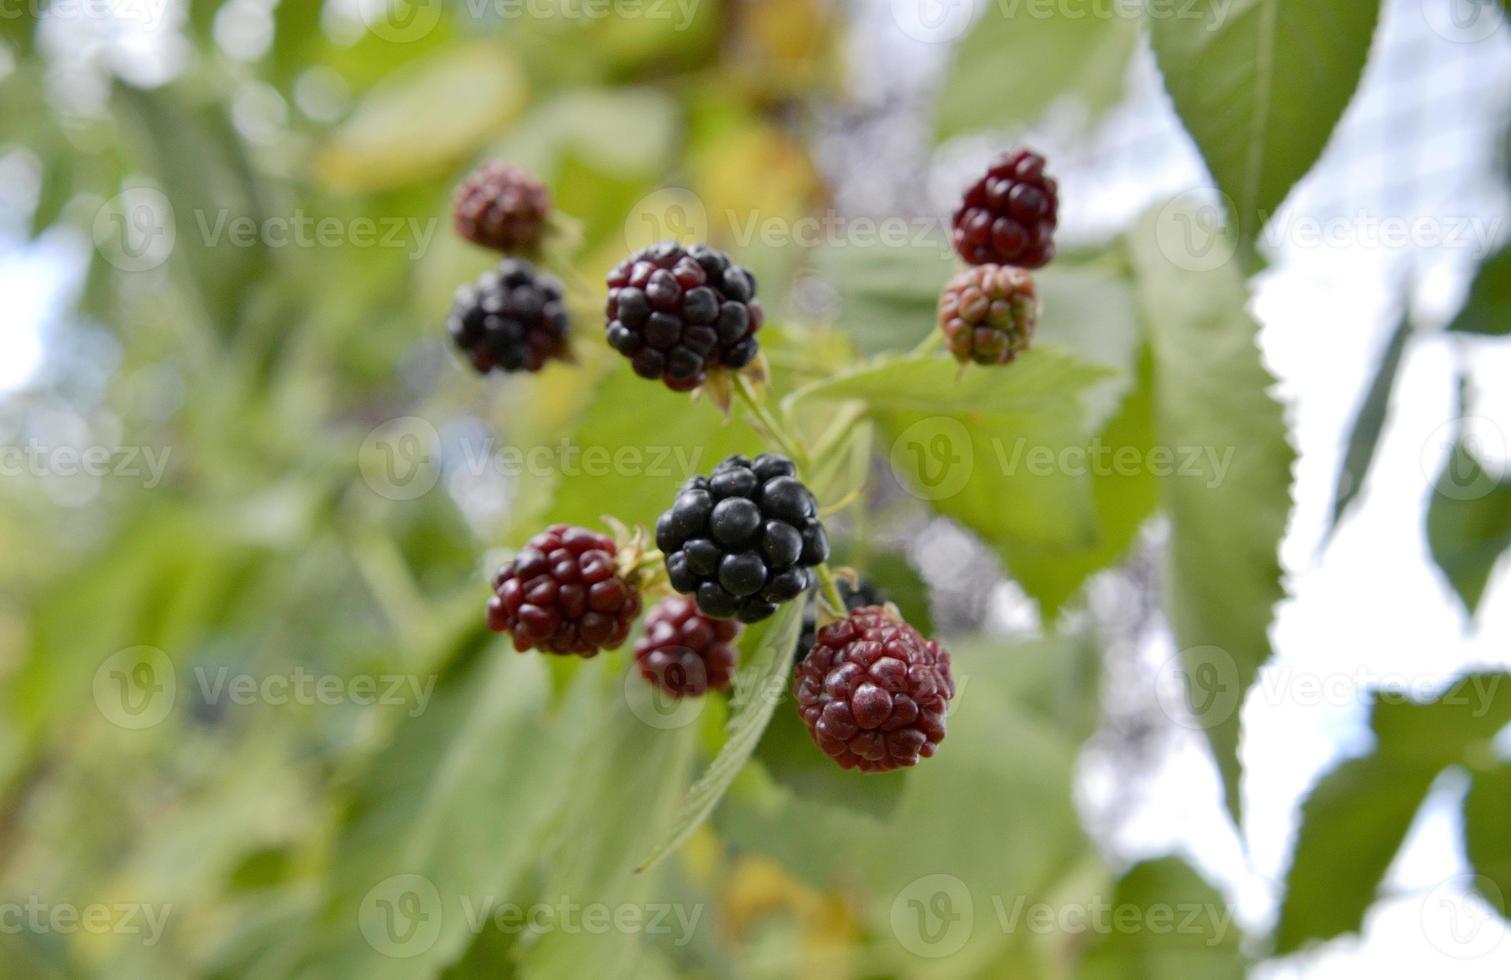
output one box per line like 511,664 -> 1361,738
813,561 -> 849,624
910,328 -> 945,357
733,373 -> 809,470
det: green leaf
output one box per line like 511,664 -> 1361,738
1329,315 -> 1411,533
1447,244 -> 1511,335
1464,764 -> 1511,921
636,599 -> 805,872
1079,857 -> 1244,980
1426,442 -> 1511,616
752,693 -> 910,821
810,234 -> 959,355
1128,204 -> 1296,825
936,9 -> 1137,139
1369,672 -> 1511,768
1148,0 -> 1381,243
1274,754 -> 1437,954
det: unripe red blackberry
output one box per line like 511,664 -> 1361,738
951,148 -> 1058,268
605,241 -> 764,392
797,577 -> 887,661
634,596 -> 741,697
487,524 -> 641,655
793,606 -> 953,772
453,162 -> 550,252
656,453 -> 829,624
447,259 -> 570,374
938,264 -> 1037,365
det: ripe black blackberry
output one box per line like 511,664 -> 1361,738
487,524 -> 641,655
938,264 -> 1037,365
447,259 -> 570,375
793,606 -> 954,772
605,241 -> 763,392
951,148 -> 1058,268
634,596 -> 741,697
453,162 -> 550,252
796,577 -> 888,661
656,453 -> 828,624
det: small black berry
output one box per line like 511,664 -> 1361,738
447,259 -> 569,375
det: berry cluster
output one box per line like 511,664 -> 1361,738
951,148 -> 1058,269
487,524 -> 641,655
447,259 -> 570,374
634,596 -> 740,697
657,454 -> 828,624
605,242 -> 763,392
938,264 -> 1037,366
797,576 -> 887,661
453,162 -> 550,253
793,606 -> 955,772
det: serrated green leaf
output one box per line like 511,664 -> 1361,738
637,599 -> 805,872
1426,442 -> 1511,616
936,8 -> 1136,140
1369,672 -> 1511,768
1148,0 -> 1381,244
1080,857 -> 1244,980
1329,315 -> 1411,533
1447,244 -> 1511,336
1464,764 -> 1511,921
1128,204 -> 1295,825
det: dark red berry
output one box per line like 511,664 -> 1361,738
453,162 -> 550,252
605,241 -> 763,391
793,607 -> 953,772
938,264 -> 1037,366
487,524 -> 641,655
448,259 -> 570,374
951,148 -> 1058,268
657,454 -> 826,624
634,596 -> 740,697
796,577 -> 888,661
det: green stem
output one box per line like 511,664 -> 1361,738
910,328 -> 945,357
733,373 -> 809,469
813,561 -> 848,621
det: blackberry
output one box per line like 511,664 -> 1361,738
453,162 -> 550,253
796,577 -> 888,661
634,596 -> 741,697
938,264 -> 1037,365
605,241 -> 764,392
487,524 -> 641,655
793,606 -> 954,772
951,148 -> 1058,268
447,259 -> 570,375
656,453 -> 828,624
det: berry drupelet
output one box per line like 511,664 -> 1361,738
605,241 -> 763,392
447,259 -> 570,375
453,162 -> 550,253
797,577 -> 888,662
634,596 -> 741,698
793,606 -> 954,772
938,264 -> 1037,366
487,524 -> 641,655
657,453 -> 829,624
951,148 -> 1058,268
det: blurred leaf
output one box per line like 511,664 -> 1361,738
637,600 -> 805,872
271,0 -> 326,83
1447,244 -> 1511,335
1128,204 -> 1295,825
1328,315 -> 1411,533
936,9 -> 1136,139
1276,673 -> 1511,952
296,649 -> 591,978
1148,0 -> 1381,244
490,88 -> 679,178
1464,764 -> 1511,921
1080,857 -> 1244,980
1426,441 -> 1511,616
753,695 -> 910,821
521,667 -> 702,978
315,43 -> 528,191
811,234 -> 958,354
856,550 -> 934,638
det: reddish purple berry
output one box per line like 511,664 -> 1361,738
453,162 -> 550,252
634,597 -> 741,697
793,607 -> 954,772
938,264 -> 1037,366
487,524 -> 641,655
951,148 -> 1058,268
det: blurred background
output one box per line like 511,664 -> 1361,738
1,0 -> 1510,977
